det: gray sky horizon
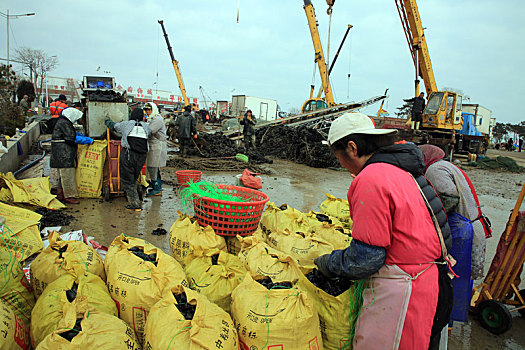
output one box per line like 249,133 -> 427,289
3,0 -> 524,124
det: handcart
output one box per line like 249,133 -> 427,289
473,183 -> 525,334
102,128 -> 146,201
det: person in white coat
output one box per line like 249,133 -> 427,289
143,102 -> 167,196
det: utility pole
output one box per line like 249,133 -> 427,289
1,10 -> 35,72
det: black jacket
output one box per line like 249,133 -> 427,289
410,96 -> 426,114
176,111 -> 196,139
240,115 -> 256,135
364,144 -> 452,252
50,116 -> 77,168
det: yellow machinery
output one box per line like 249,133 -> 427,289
158,20 -> 190,107
301,0 -> 335,113
396,0 -> 463,131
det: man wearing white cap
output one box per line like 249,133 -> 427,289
314,112 -> 452,349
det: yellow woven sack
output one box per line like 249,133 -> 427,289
30,231 -> 105,299
231,274 -> 323,350
0,202 -> 44,262
0,173 -> 65,209
169,214 -> 226,266
37,299 -> 140,350
76,140 -> 107,198
0,298 -> 30,350
184,249 -> 246,313
320,193 -> 352,227
297,272 -> 358,350
313,222 -> 352,250
259,202 -> 310,236
305,211 -> 344,231
145,285 -> 238,350
30,272 -> 117,348
105,234 -> 187,345
267,229 -> 334,268
0,247 -> 35,328
238,237 -> 301,283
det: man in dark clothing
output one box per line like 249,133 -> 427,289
239,109 -> 257,149
519,139 -> 523,152
19,95 -> 30,116
176,105 -> 197,157
405,92 -> 426,130
106,108 -> 151,211
50,108 -> 93,204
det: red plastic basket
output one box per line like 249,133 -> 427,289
176,170 -> 203,187
193,184 -> 269,236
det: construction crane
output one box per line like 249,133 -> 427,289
395,0 -> 462,131
301,0 -> 335,113
158,20 -> 190,107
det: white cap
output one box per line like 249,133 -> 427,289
327,112 -> 397,146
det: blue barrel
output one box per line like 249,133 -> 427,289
448,212 -> 474,323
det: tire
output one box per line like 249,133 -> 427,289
513,289 -> 525,318
477,300 -> 512,334
103,184 -> 110,202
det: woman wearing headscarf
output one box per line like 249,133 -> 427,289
105,108 -> 151,211
143,102 -> 167,196
50,107 -> 93,204
314,112 -> 452,350
419,144 -> 490,280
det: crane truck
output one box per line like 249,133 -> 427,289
372,0 -> 490,156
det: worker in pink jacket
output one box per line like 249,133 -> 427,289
315,112 -> 452,349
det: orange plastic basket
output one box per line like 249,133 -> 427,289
193,184 -> 269,236
176,170 -> 203,187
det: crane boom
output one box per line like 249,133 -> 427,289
158,20 -> 190,106
303,0 -> 335,107
395,0 -> 437,97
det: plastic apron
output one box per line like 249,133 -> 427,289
352,263 -> 434,350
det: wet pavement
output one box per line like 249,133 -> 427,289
58,157 -> 525,349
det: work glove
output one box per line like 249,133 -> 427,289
193,134 -> 198,139
314,254 -> 333,278
75,133 -> 94,145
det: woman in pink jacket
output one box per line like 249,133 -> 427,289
315,113 -> 452,349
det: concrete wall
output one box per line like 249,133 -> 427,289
0,122 -> 41,174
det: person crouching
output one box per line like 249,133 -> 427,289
105,108 -> 151,211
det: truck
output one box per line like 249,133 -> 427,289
231,95 -> 278,121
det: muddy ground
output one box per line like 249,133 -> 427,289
51,149 -> 525,349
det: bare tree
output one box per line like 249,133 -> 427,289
14,47 -> 58,106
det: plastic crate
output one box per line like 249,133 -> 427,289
193,184 -> 269,236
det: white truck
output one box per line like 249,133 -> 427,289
231,95 -> 278,121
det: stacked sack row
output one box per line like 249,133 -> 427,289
162,192 -> 359,350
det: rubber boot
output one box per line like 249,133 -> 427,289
415,121 -> 420,130
125,188 -> 142,211
146,178 -> 162,197
56,188 -> 65,201
64,197 -> 80,204
411,121 -> 416,130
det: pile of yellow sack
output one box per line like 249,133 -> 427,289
0,191 -> 358,350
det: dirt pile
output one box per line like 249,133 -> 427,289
35,208 -> 76,227
197,133 -> 272,165
255,125 -> 339,168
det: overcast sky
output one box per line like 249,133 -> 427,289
3,0 -> 524,123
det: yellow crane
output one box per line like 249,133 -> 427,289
301,0 -> 335,113
396,0 -> 462,131
158,20 -> 190,107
